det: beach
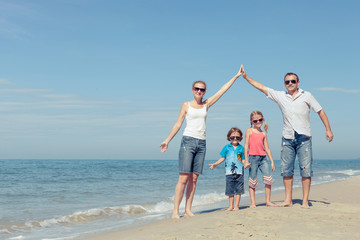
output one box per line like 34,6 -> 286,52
86,176 -> 360,240
2,159 -> 360,240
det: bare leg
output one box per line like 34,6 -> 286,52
226,196 -> 234,211
184,173 -> 199,216
172,173 -> 190,219
301,177 -> 311,209
265,184 -> 276,206
249,187 -> 256,208
280,176 -> 293,207
233,194 -> 241,211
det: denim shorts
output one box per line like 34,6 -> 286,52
281,132 -> 313,177
178,136 -> 206,175
248,155 -> 274,188
225,174 -> 244,196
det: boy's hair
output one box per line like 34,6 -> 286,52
227,127 -> 243,141
250,110 -> 269,132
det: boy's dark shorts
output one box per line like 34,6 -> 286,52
225,173 -> 244,196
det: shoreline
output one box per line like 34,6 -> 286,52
85,176 -> 360,240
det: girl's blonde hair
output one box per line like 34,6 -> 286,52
250,110 -> 269,132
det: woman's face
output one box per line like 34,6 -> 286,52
192,83 -> 206,98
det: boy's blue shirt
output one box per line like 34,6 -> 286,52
220,143 -> 245,175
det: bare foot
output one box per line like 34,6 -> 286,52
233,207 -> 240,211
278,201 -> 293,207
225,207 -> 233,211
250,204 -> 256,208
184,211 -> 195,217
266,202 -> 277,207
301,204 -> 310,209
172,213 -> 180,219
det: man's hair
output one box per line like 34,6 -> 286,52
284,72 -> 299,82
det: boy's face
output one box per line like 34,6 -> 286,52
229,132 -> 241,145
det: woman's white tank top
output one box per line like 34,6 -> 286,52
183,102 -> 207,140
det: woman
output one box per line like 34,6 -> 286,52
160,65 -> 243,219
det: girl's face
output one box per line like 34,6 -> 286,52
229,132 -> 241,145
251,114 -> 264,127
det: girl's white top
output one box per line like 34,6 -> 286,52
183,102 -> 207,140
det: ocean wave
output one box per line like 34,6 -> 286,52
194,192 -> 227,206
8,236 -> 25,240
1,192 -> 229,236
325,169 -> 360,176
0,205 -> 146,236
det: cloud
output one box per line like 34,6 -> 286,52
218,102 -> 252,106
0,19 -> 27,39
0,98 -> 127,111
38,93 -> 80,99
0,78 -> 14,85
0,2 -> 33,39
316,87 -> 360,94
0,88 -> 51,94
0,82 -> 151,113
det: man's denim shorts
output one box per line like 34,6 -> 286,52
281,132 -> 313,177
248,155 -> 274,188
225,174 -> 244,196
178,136 -> 206,175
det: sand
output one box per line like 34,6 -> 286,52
86,176 -> 360,240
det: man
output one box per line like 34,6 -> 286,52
241,66 -> 333,208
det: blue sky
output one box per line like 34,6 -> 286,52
0,0 -> 359,160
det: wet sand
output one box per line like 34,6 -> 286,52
86,176 -> 360,240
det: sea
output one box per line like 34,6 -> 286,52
1,159 -> 360,240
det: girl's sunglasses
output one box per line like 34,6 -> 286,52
252,118 -> 263,124
284,80 -> 297,85
230,136 -> 241,140
193,87 -> 206,93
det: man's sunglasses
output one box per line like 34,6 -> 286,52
284,80 -> 297,85
252,118 -> 263,124
229,136 -> 241,140
193,87 -> 206,93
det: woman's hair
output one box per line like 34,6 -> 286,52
227,127 -> 243,141
250,110 -> 269,132
192,80 -> 207,89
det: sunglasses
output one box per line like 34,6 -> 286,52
252,118 -> 263,124
193,87 -> 206,93
284,80 -> 297,85
230,136 -> 241,140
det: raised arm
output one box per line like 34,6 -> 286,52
241,65 -> 269,96
205,65 -> 242,109
160,102 -> 188,152
317,109 -> 334,142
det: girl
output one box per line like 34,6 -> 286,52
244,110 -> 275,208
209,127 -> 250,211
160,65 -> 243,219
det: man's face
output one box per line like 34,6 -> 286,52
284,74 -> 299,93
